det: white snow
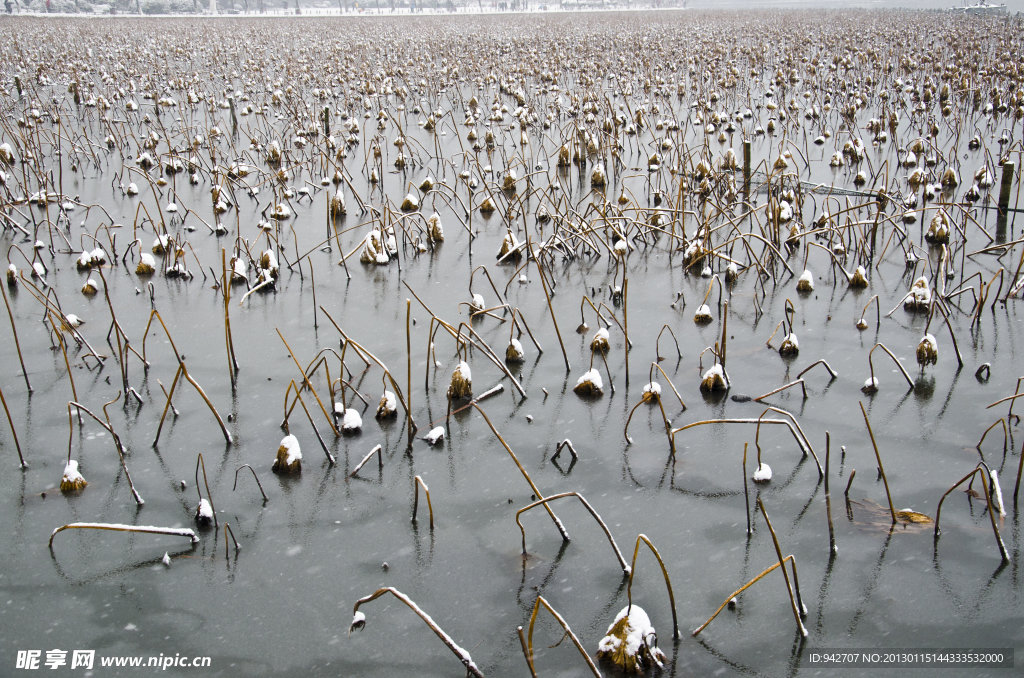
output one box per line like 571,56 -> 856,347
782,333 -> 799,349
702,364 -> 724,380
139,253 -> 157,270
49,522 -> 198,543
990,469 -> 1006,517
279,434 -> 302,465
694,304 -> 712,321
576,368 -> 604,390
197,498 -> 213,520
424,427 -> 445,445
594,327 -> 610,342
597,605 -> 660,662
863,376 -> 879,390
921,333 -> 937,351
454,361 -> 472,383
162,552 -> 171,567
342,408 -> 362,432
63,460 -> 84,484
471,293 -> 485,312
77,251 -> 92,268
798,269 -> 814,289
752,463 -> 773,482
89,248 -> 106,264
381,391 -> 397,412
507,337 -> 525,360
643,382 -> 662,396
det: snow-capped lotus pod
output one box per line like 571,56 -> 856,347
271,203 -> 292,219
165,202 -> 178,213
426,213 -> 444,243
136,253 -> 156,276
968,134 -> 981,150
399,191 -> 420,212
917,334 -> 938,366
32,261 -> 45,279
853,170 -> 867,186
536,204 -> 550,223
641,382 -> 661,403
964,183 -> 981,202
975,167 -> 994,188
479,197 -> 495,214
419,175 -> 435,193
796,269 -> 813,292
773,154 -> 789,170
76,251 -> 93,271
62,314 -> 84,329
574,368 -> 604,396
272,434 -> 302,474
60,460 -> 87,492
558,145 -> 571,167
342,408 -> 362,432
596,605 -> 665,674
682,241 -> 705,267
700,364 -> 727,392
423,427 -> 445,445
862,376 -> 879,393
6,264 -> 16,287
266,139 -> 282,164
502,169 -> 517,192
0,142 -> 14,164
376,390 -> 397,419
725,262 -> 740,283
195,498 -> 214,525
126,182 -> 139,196
779,333 -> 799,356
694,304 -> 713,324
82,278 -> 98,295
752,463 -> 773,483
590,327 -> 610,354
907,168 -> 925,189
926,210 -> 950,243
152,235 -> 169,254
90,248 -> 106,265
360,230 -> 386,264
850,266 -> 868,288
448,361 -> 473,399
259,250 -> 279,279
136,152 -> 155,168
506,338 -> 525,362
940,168 -> 958,188
903,151 -> 917,168
591,163 -> 606,187
497,231 -> 521,261
330,189 -> 346,218
904,276 -> 931,311
829,152 -> 844,167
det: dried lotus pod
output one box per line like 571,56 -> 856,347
60,459 -> 87,492
641,381 -> 661,403
419,175 -> 435,192
694,304 -> 713,324
497,231 -> 521,261
330,188 -> 346,218
81,278 -> 98,295
904,276 -> 931,311
426,213 -> 444,242
272,434 -> 302,474
573,368 -> 604,396
591,163 -> 606,187
590,327 -> 610,353
925,210 -> 950,244
479,197 -> 495,214
448,361 -> 472,399
506,338 -> 525,362
700,364 -> 727,392
195,498 -> 214,524
376,390 -> 397,418
940,168 -> 959,188
779,333 -> 799,356
796,269 -> 813,292
916,333 -> 938,366
136,253 -> 156,276
849,266 -> 868,287
400,192 -> 419,212
596,606 -> 666,674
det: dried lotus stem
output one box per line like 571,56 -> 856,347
196,453 -> 217,528
691,553 -> 802,636
655,324 -> 682,362
625,534 -> 679,639
753,379 -> 807,402
796,360 -> 838,380
412,475 -> 434,530
276,328 -> 340,437
50,523 -> 199,549
0,383 -> 25,468
860,402 -> 896,524
349,587 -> 484,678
552,439 -> 578,462
757,498 -> 808,637
845,470 -> 857,498
521,596 -> 600,678
285,380 -> 335,465
866,343 -> 915,391
528,237 -> 570,372
350,444 -> 383,478
224,523 -> 241,559
516,492 -> 629,573
1,283 -> 31,392
233,464 -> 268,502
934,464 -> 1010,563
825,432 -> 837,556
976,419 -> 1008,455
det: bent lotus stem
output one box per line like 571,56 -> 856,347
1,282 -> 31,392
649,363 -> 686,412
285,381 -> 335,464
553,439 -> 578,462
868,343 -> 915,391
757,499 -> 808,637
528,236 -> 570,372
472,403 -> 570,542
224,523 -> 241,559
860,401 -> 896,524
196,453 -> 217,528
516,492 -> 629,574
691,553 -> 803,637
522,596 -> 601,678
413,475 -> 434,529
655,324 -> 682,361
625,534 -> 679,640
350,444 -> 383,478
753,379 -> 807,402
68,398 -> 143,505
796,359 -> 838,380
976,419 -> 1007,455
233,464 -> 268,502
349,587 -> 484,678
933,463 -> 1010,563
50,523 -> 199,549
860,294 -> 880,330
845,469 -> 857,498
277,328 -> 340,437
0,383 -> 26,468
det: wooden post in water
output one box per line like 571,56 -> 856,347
998,162 -> 1015,214
743,139 -> 751,195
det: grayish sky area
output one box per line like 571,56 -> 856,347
688,0 -> 1023,15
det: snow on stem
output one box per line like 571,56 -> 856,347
933,463 -> 1010,563
349,587 -> 484,678
625,534 -> 679,639
50,523 -> 199,549
412,475 -> 434,529
691,553 -> 804,636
